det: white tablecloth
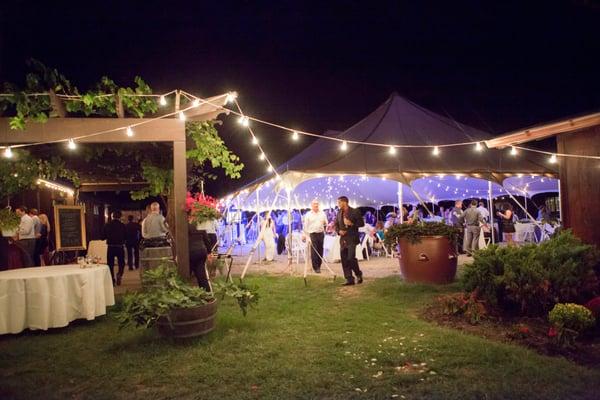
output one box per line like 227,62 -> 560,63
514,222 -> 536,242
87,240 -> 108,264
0,265 -> 115,335
323,235 -> 363,263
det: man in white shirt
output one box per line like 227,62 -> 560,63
477,202 -> 490,222
15,206 -> 36,267
302,199 -> 328,273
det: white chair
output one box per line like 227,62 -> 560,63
288,232 -> 307,264
360,234 -> 371,261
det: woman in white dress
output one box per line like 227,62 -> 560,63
259,214 -> 276,261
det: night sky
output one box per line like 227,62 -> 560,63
1,1 -> 599,196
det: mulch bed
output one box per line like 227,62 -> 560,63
420,304 -> 600,367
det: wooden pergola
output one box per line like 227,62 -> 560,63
0,91 -> 230,277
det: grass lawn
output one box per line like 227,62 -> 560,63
1,275 -> 600,399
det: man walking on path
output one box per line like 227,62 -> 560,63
302,199 -> 328,273
335,196 -> 364,286
102,211 -> 127,286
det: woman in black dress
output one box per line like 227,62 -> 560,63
497,203 -> 516,246
188,217 -> 212,292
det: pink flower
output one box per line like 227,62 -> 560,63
547,326 -> 557,337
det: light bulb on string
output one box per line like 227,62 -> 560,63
159,95 -> 167,106
388,146 -> 397,155
237,116 -> 250,127
267,165 -> 273,172
192,99 -> 200,107
178,111 -> 186,122
549,154 -> 557,164
510,146 -> 518,156
67,139 -> 77,150
475,142 -> 483,152
3,146 -> 13,159
126,127 -> 134,137
252,137 -> 259,145
292,131 -> 299,141
259,152 -> 265,160
432,146 -> 440,156
340,141 -> 348,151
225,92 -> 237,104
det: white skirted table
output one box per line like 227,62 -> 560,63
323,235 -> 363,263
0,265 -> 115,335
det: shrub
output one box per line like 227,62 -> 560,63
437,292 -> 487,324
460,231 -> 600,316
548,303 -> 596,348
384,221 -> 461,249
584,296 -> 600,319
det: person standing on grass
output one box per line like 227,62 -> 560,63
125,215 -> 141,270
102,211 -> 126,286
335,196 -> 364,286
302,199 -> 328,273
463,200 -> 483,256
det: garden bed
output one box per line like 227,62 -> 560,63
421,303 -> 600,367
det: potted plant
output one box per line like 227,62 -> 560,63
185,192 -> 222,228
0,208 -> 21,237
384,221 -> 460,284
115,262 -> 259,338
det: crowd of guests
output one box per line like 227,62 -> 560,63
5,206 -> 52,268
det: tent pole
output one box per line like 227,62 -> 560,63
488,180 -> 495,244
524,194 -> 528,218
398,182 -> 404,224
287,188 -> 293,274
256,189 -> 261,264
558,178 -> 563,222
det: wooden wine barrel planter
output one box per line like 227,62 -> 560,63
140,246 -> 173,272
156,299 -> 218,338
398,236 -> 457,284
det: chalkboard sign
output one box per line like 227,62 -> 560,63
54,206 -> 86,251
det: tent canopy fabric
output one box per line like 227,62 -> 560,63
225,93 -> 559,207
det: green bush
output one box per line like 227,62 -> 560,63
460,231 -> 600,316
384,221 -> 460,248
548,303 -> 596,348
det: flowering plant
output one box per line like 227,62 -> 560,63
548,303 -> 595,348
185,192 -> 221,225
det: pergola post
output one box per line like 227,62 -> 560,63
173,139 -> 190,277
397,182 -> 403,224
488,180 -> 495,244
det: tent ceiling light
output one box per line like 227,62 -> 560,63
432,146 -> 440,156
340,141 -> 348,151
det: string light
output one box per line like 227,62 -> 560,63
225,92 -> 237,104
179,111 -> 186,121
432,146 -> 440,156
3,146 -> 13,158
292,130 -> 299,141
67,139 -> 77,150
475,142 -> 483,151
510,146 -> 518,156
126,127 -> 134,137
259,152 -> 265,160
340,141 -> 348,151
192,99 -> 200,107
388,146 -> 397,155
267,165 -> 273,172
549,154 -> 557,164
237,115 -> 249,126
252,137 -> 259,145
159,95 -> 167,106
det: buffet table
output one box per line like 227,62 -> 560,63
0,265 -> 115,335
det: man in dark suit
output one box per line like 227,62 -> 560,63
102,211 -> 127,286
125,215 -> 141,270
335,196 -> 364,286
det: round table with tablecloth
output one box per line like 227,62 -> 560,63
0,264 -> 115,335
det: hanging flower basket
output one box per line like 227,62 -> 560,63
185,192 -> 222,225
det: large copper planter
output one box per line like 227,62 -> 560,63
398,236 -> 457,284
